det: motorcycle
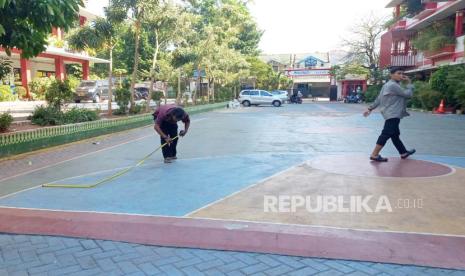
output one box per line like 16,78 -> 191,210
344,94 -> 362,104
290,94 -> 302,104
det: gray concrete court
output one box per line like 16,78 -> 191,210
1,102 -> 465,275
2,102 -> 465,196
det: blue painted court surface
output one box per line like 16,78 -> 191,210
1,151 -> 464,217
0,153 -> 307,216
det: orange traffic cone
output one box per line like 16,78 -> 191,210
436,99 -> 445,114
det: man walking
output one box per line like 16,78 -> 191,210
363,67 -> 416,162
153,105 -> 190,163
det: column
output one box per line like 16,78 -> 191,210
82,60 -> 89,80
395,4 -> 401,18
55,56 -> 65,80
79,16 -> 87,26
20,58 -> 31,98
362,81 -> 367,93
393,41 -> 399,55
455,10 -> 464,37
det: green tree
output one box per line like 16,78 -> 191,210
0,0 -> 82,58
182,0 -> 262,102
68,9 -> 121,115
109,0 -> 159,111
112,25 -> 153,76
342,14 -> 385,83
144,1 -> 193,110
331,63 -> 370,84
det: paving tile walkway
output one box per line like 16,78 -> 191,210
1,234 -> 464,276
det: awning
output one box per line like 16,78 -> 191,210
404,66 -> 436,73
45,47 -> 110,64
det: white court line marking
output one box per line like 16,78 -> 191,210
0,205 -> 464,238
0,152 -> 305,200
0,118 -> 206,184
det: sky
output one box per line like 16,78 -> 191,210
248,0 -> 391,54
85,0 -> 392,55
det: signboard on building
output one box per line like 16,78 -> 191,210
285,69 -> 330,77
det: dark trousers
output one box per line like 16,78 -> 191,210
376,118 -> 407,155
160,121 -> 178,159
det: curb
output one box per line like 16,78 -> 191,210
0,102 -> 227,158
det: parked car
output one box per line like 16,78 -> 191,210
74,80 -> 114,103
239,89 -> 283,107
135,87 -> 149,100
271,90 -> 289,103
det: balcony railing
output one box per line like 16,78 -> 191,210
390,50 -> 417,67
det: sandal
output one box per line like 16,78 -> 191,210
370,155 -> 388,162
401,149 -> 416,159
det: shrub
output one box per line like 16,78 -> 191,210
31,106 -> 100,126
413,81 -> 441,111
364,85 -> 382,103
30,77 -> 53,100
129,103 -> 143,114
430,66 -> 457,107
62,108 -> 99,124
150,91 -> 164,108
30,106 -> 63,126
114,87 -> 131,114
445,65 -> 465,111
0,112 -> 13,132
0,85 -> 17,101
14,86 -> 28,99
412,19 -> 455,51
45,79 -> 74,110
129,100 -> 148,115
67,76 -> 80,93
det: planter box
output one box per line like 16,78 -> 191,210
424,44 -> 456,59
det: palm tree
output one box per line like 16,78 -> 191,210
109,0 -> 159,111
68,16 -> 119,115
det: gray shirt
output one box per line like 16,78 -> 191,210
369,80 -> 414,120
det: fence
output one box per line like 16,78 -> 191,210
0,102 -> 227,158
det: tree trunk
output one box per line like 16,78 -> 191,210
176,70 -> 182,105
195,64 -> 201,105
206,77 -> 210,103
130,17 -> 141,111
147,29 -> 159,112
107,47 -> 113,116
177,69 -> 181,105
211,79 -> 215,102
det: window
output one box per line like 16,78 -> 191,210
36,71 -> 55,78
260,91 -> 272,96
250,90 -> 259,96
241,90 -> 250,95
13,68 -> 21,82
